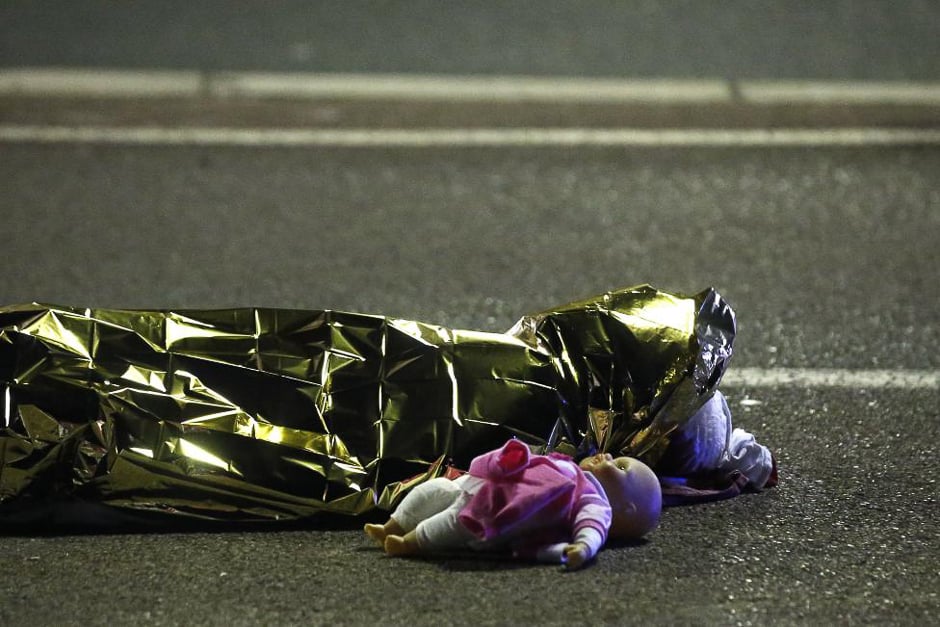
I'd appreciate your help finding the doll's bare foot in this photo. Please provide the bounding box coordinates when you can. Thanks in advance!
[384,534,419,557]
[364,519,406,546]
[364,523,387,546]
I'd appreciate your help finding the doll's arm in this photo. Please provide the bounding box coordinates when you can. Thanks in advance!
[563,542,592,571]
[560,469,612,569]
[527,461,611,570]
[533,530,601,571]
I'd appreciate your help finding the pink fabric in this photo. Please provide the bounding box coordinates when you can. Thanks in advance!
[456,439,603,545]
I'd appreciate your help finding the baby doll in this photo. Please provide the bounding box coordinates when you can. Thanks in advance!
[364,438,662,570]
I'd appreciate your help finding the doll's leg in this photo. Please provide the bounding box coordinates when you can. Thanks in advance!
[385,491,475,556]
[365,477,461,545]
[388,477,463,531]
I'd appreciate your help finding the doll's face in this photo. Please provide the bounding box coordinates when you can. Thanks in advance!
[579,453,662,539]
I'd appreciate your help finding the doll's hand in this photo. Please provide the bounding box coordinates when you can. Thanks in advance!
[562,542,591,571]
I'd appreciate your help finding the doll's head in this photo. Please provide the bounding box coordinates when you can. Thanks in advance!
[579,453,662,540]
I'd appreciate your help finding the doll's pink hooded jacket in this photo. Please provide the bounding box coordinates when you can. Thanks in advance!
[457,439,610,554]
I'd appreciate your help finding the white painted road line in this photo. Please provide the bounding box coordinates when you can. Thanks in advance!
[740,80,940,105]
[0,68,203,97]
[722,368,939,389]
[4,125,940,147]
[209,72,731,103]
[3,69,940,106]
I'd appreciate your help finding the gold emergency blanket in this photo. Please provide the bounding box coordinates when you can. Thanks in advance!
[0,284,735,526]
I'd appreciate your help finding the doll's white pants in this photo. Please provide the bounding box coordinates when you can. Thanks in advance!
[390,476,480,551]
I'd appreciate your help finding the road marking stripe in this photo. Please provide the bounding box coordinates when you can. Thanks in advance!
[3,68,940,106]
[0,68,203,97]
[740,80,940,105]
[208,72,731,103]
[722,368,939,389]
[3,125,940,147]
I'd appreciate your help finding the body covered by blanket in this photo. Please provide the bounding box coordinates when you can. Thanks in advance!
[0,284,746,528]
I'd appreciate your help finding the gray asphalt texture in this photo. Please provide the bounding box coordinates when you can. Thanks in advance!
[2,3,939,626]
[3,0,940,79]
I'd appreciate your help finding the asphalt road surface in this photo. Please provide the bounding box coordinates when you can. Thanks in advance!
[3,0,940,79]
[1,4,939,626]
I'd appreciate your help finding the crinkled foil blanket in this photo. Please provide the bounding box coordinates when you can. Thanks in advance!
[0,285,734,527]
